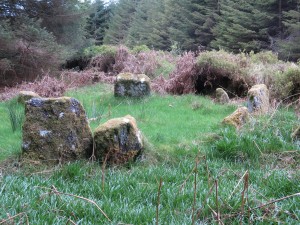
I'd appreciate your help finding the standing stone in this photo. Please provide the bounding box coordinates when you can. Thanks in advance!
[247,84,269,114]
[22,97,93,165]
[114,73,151,97]
[18,91,40,104]
[222,107,249,128]
[215,88,230,104]
[94,115,143,165]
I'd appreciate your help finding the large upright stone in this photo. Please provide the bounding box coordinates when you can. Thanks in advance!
[222,107,249,128]
[114,73,150,97]
[22,97,93,165]
[215,88,230,104]
[247,84,269,114]
[94,115,143,165]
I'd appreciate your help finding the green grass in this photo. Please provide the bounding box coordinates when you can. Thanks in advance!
[0,83,299,224]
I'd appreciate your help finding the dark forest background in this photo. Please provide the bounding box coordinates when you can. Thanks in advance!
[1,0,300,86]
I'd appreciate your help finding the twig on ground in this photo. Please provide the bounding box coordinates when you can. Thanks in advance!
[35,186,111,222]
[191,157,199,225]
[228,170,249,200]
[0,212,27,225]
[156,178,163,225]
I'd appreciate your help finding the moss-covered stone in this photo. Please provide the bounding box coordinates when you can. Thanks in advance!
[215,88,229,104]
[94,115,143,165]
[222,107,249,128]
[18,91,40,104]
[247,84,269,114]
[22,97,93,165]
[114,73,151,97]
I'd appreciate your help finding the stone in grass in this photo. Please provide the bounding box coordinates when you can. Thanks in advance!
[22,97,93,165]
[222,107,249,129]
[114,73,151,97]
[247,84,269,114]
[94,115,143,165]
[18,91,40,104]
[215,88,230,104]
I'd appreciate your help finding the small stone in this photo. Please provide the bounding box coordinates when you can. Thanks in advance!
[114,73,151,97]
[94,115,143,165]
[215,88,230,104]
[18,91,40,104]
[247,84,269,114]
[222,107,249,128]
[22,97,93,165]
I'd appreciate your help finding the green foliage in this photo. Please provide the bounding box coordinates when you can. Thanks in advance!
[131,44,150,54]
[83,45,117,57]
[249,50,279,64]
[5,99,24,133]
[274,66,300,99]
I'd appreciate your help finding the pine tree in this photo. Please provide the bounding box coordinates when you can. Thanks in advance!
[86,0,111,45]
[278,1,300,61]
[104,0,140,45]
[211,0,273,53]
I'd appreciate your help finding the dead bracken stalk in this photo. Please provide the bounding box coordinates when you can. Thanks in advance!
[0,212,28,225]
[35,186,111,222]
[191,157,199,225]
[156,178,163,225]
[250,192,300,211]
[240,171,249,225]
[102,152,110,191]
[215,180,222,225]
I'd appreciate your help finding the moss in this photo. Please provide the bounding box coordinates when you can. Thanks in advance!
[94,115,143,165]
[222,107,249,129]
[22,97,93,165]
[18,91,40,104]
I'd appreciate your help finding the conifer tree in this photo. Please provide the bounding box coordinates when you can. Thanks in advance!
[86,0,111,45]
[211,0,273,53]
[104,0,140,45]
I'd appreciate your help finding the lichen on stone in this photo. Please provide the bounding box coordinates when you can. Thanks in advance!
[222,107,249,128]
[247,84,269,114]
[22,96,93,165]
[94,115,143,165]
[114,73,151,97]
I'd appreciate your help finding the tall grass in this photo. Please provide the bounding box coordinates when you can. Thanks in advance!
[0,83,299,224]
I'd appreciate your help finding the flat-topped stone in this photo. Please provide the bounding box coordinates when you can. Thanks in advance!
[114,73,151,97]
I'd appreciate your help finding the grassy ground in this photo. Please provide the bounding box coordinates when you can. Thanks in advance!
[0,83,299,224]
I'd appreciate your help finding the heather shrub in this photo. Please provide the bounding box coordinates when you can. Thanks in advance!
[196,50,254,96]
[87,45,119,73]
[152,52,197,94]
[249,51,279,64]
[273,65,300,100]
